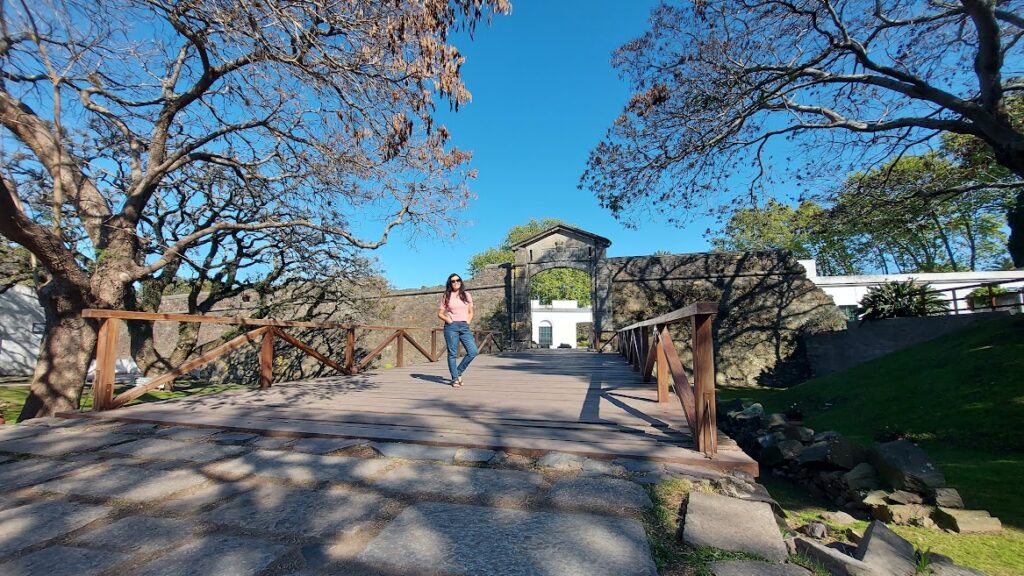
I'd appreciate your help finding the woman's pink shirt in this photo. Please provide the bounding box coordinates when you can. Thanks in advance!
[441,292,473,322]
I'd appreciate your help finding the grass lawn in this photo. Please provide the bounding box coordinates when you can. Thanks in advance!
[1,380,248,424]
[717,313,1024,575]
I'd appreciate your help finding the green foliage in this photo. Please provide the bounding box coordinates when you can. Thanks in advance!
[529,268,591,307]
[467,218,567,276]
[711,199,818,258]
[857,280,948,320]
[916,547,933,574]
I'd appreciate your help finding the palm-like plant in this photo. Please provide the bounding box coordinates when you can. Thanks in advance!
[857,280,948,320]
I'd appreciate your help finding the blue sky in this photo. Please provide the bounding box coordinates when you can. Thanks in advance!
[370,0,722,289]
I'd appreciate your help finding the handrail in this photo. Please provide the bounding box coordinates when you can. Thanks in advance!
[84,309,501,411]
[616,301,719,457]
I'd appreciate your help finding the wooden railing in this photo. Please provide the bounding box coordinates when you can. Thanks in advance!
[81,309,501,411]
[616,302,719,456]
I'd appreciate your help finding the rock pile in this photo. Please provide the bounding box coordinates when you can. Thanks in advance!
[718,401,1002,534]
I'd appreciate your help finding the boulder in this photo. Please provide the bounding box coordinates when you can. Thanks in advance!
[862,490,889,507]
[853,521,916,576]
[719,398,745,415]
[932,508,1002,533]
[928,553,987,576]
[794,537,880,576]
[813,430,841,443]
[735,403,764,422]
[871,504,933,527]
[820,511,857,526]
[796,442,830,465]
[886,490,924,505]
[764,413,788,429]
[827,437,868,470]
[802,521,829,540]
[843,463,880,491]
[785,425,815,443]
[869,440,946,494]
[932,488,964,509]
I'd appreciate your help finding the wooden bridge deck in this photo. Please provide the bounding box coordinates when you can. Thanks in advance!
[70,350,757,474]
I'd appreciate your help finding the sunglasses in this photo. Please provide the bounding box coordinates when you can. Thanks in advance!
[450,279,462,284]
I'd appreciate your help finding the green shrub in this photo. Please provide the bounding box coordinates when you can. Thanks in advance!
[857,280,947,320]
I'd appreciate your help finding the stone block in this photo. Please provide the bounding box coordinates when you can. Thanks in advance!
[869,440,945,493]
[374,462,543,505]
[0,545,126,576]
[928,554,987,576]
[802,521,829,539]
[843,463,879,491]
[206,450,390,484]
[760,439,804,466]
[455,448,497,463]
[0,430,135,457]
[853,520,916,576]
[72,515,195,552]
[204,484,393,537]
[794,537,880,576]
[764,413,788,429]
[0,459,83,491]
[785,425,814,443]
[371,441,456,462]
[36,464,208,502]
[933,487,964,508]
[820,511,857,526]
[932,508,1002,533]
[358,502,657,576]
[796,442,829,465]
[682,491,788,562]
[546,476,652,516]
[828,438,868,470]
[131,534,287,576]
[292,437,364,455]
[871,504,933,526]
[101,438,248,463]
[862,490,888,507]
[709,561,812,576]
[536,451,585,471]
[0,500,112,556]
[613,458,665,474]
[581,458,626,476]
[813,430,841,443]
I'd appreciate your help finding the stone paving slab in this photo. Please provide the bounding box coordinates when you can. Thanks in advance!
[157,480,256,515]
[131,534,288,576]
[374,462,544,504]
[0,545,127,576]
[113,422,160,435]
[372,442,457,462]
[251,436,295,450]
[683,491,788,563]
[455,448,497,463]
[153,426,223,442]
[71,515,195,553]
[0,430,135,457]
[0,458,83,491]
[206,450,391,484]
[0,500,112,557]
[292,437,364,454]
[204,484,394,538]
[36,464,209,502]
[358,502,657,576]
[0,454,13,464]
[102,437,249,463]
[214,431,260,445]
[546,477,652,516]
[709,560,812,575]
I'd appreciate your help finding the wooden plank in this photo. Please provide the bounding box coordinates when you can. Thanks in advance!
[259,328,274,389]
[356,330,401,371]
[642,326,656,383]
[693,313,718,455]
[110,326,269,408]
[656,327,670,403]
[396,330,405,368]
[402,331,434,362]
[274,329,348,374]
[345,328,356,374]
[91,318,119,412]
[617,302,718,331]
[661,332,697,431]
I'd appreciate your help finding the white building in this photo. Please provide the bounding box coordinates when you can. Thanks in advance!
[799,260,1024,320]
[0,284,44,376]
[530,299,592,349]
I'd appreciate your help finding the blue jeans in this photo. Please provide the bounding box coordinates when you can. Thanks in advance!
[443,321,478,379]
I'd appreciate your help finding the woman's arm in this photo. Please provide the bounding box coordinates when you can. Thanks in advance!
[437,303,451,324]
[467,302,474,324]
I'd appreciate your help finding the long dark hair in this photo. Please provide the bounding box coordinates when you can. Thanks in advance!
[443,273,470,307]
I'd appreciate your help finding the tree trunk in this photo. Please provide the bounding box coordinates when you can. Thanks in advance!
[18,279,97,420]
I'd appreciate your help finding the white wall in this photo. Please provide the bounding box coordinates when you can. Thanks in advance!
[530,299,593,349]
[0,284,44,376]
[798,260,1024,316]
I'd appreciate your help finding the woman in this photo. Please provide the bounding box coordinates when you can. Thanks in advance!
[437,273,478,387]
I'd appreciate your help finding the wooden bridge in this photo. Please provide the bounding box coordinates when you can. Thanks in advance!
[67,305,758,475]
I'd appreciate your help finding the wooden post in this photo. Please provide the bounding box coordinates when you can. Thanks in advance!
[988,285,997,311]
[656,326,669,403]
[692,313,718,456]
[396,330,405,367]
[639,325,650,377]
[431,330,438,361]
[92,318,119,411]
[345,327,356,374]
[259,328,274,390]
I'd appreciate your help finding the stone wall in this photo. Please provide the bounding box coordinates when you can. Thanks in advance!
[804,312,1009,377]
[605,251,846,387]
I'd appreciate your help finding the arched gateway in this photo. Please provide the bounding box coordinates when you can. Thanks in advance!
[507,224,612,349]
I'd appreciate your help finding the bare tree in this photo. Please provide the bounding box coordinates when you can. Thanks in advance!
[581,0,1024,266]
[0,0,508,419]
